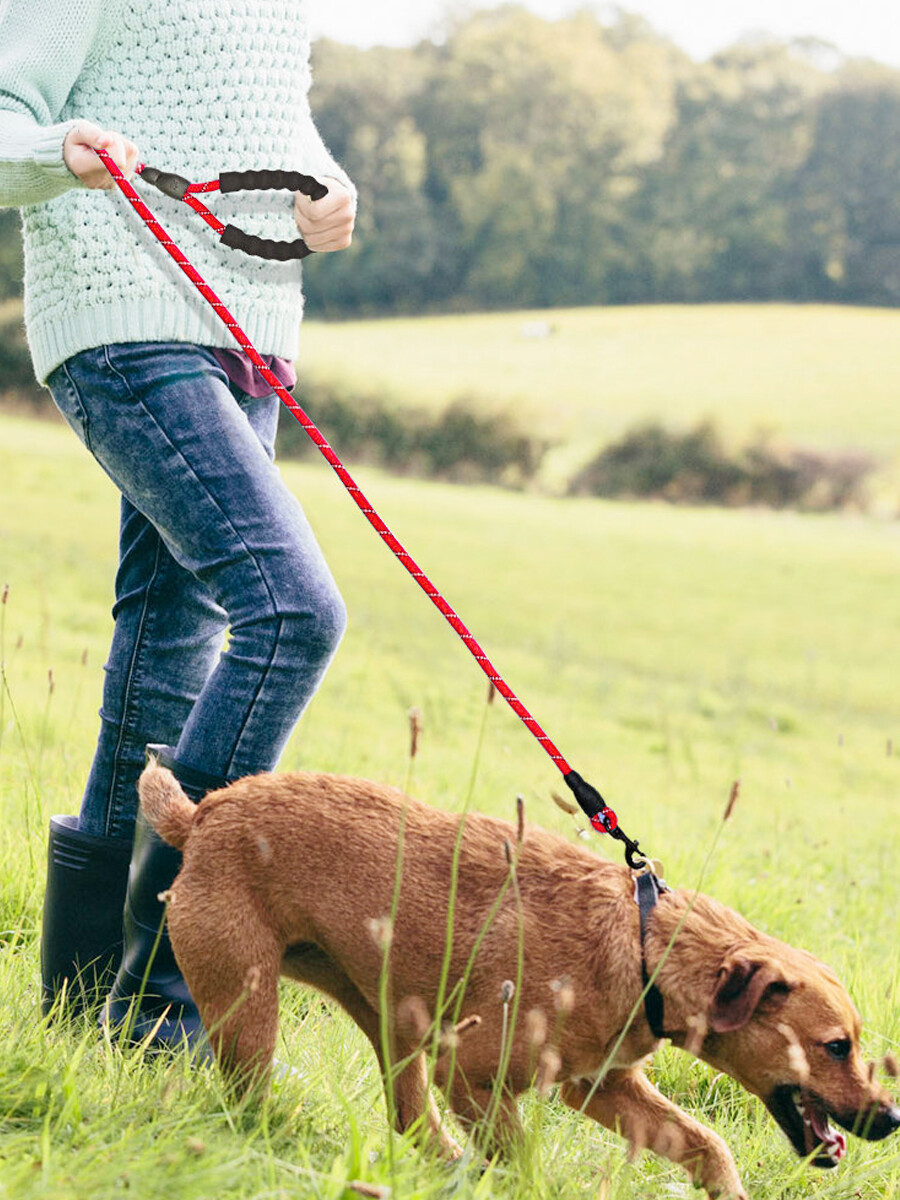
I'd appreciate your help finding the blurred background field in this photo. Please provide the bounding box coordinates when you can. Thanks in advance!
[297,303,900,499]
[301,305,900,452]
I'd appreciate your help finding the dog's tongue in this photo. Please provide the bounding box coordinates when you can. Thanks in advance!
[806,1098,847,1162]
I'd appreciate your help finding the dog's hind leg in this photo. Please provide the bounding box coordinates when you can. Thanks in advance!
[284,947,462,1158]
[168,901,282,1097]
[560,1071,747,1200]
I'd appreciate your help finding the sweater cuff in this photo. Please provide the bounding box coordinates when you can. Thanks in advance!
[32,119,82,183]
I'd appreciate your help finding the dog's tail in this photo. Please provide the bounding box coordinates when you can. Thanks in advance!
[138,760,198,851]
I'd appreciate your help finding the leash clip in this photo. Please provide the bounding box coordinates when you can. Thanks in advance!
[615,828,650,872]
[565,769,649,870]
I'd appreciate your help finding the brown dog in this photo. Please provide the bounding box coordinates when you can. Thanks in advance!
[139,763,898,1199]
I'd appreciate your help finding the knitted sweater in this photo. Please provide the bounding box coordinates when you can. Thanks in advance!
[0,0,353,383]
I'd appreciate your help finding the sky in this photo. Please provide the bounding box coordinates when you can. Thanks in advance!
[307,1,900,69]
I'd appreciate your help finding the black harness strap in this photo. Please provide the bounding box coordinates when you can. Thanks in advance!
[635,870,670,1039]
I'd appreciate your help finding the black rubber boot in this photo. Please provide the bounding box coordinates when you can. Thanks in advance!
[103,744,227,1050]
[41,816,132,1017]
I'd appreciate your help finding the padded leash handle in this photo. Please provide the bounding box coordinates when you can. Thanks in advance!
[219,169,329,201]
[219,171,329,258]
[139,164,329,261]
[219,225,313,261]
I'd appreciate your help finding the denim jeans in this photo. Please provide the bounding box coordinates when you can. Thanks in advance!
[47,343,346,839]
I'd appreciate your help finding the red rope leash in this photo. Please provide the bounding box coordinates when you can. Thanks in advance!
[95,149,648,867]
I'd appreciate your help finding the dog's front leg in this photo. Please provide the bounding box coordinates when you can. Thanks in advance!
[560,1071,748,1200]
[389,1050,464,1159]
[285,949,462,1158]
[443,1069,525,1155]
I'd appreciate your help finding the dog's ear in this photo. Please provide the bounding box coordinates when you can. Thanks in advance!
[709,958,792,1033]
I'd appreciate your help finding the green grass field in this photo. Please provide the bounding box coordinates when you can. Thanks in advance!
[1,339,899,1200]
[301,304,900,497]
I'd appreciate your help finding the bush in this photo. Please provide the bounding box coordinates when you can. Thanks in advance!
[0,301,42,405]
[568,420,875,511]
[276,378,546,488]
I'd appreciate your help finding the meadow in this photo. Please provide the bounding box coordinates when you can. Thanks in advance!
[1,308,899,1200]
[300,304,900,499]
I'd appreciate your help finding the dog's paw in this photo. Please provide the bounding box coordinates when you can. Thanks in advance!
[705,1181,749,1200]
[689,1136,747,1200]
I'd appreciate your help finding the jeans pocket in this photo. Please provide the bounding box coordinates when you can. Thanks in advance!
[47,361,93,453]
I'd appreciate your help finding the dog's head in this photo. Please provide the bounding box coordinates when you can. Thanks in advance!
[692,946,900,1167]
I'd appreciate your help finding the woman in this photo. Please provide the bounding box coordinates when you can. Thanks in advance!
[0,0,356,1046]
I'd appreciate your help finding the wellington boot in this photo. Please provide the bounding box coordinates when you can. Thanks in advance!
[103,745,226,1050]
[41,816,132,1016]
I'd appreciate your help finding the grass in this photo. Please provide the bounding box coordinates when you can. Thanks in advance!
[1,409,899,1199]
[300,304,900,497]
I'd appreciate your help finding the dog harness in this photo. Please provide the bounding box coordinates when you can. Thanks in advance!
[95,150,652,870]
[635,870,670,1039]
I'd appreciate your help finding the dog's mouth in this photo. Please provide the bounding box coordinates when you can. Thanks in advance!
[766,1085,847,1167]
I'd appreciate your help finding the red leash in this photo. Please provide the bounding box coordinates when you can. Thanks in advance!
[95,149,647,869]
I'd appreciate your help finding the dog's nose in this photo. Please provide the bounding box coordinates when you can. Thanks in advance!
[867,1103,900,1141]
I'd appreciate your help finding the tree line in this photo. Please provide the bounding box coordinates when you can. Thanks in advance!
[1,5,899,322]
[301,6,900,314]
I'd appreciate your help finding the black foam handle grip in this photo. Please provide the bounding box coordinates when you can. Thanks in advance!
[220,224,313,261]
[218,170,329,202]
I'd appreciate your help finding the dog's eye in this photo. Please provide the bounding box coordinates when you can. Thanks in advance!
[824,1039,852,1061]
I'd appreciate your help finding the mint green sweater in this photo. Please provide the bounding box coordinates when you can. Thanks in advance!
[0,0,353,383]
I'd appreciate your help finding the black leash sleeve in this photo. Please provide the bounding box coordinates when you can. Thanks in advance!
[218,171,328,260]
[139,166,190,200]
[220,225,313,261]
[564,769,607,820]
[218,169,329,202]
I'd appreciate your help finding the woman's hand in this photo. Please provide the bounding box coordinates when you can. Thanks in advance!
[63,121,139,189]
[294,177,355,252]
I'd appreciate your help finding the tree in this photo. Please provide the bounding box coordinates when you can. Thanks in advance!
[629,39,829,301]
[791,73,900,303]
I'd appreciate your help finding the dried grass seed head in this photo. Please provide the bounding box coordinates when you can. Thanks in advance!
[408,707,423,759]
[535,1046,561,1096]
[454,1014,482,1037]
[366,915,394,951]
[551,978,575,1016]
[525,1007,548,1048]
[723,780,741,822]
[397,994,431,1041]
[551,791,578,817]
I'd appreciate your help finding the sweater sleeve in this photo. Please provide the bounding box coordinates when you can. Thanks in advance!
[0,0,111,207]
[296,92,357,204]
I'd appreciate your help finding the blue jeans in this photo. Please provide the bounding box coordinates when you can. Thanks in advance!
[47,343,347,839]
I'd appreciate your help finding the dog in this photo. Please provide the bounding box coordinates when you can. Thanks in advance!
[139,762,899,1199]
